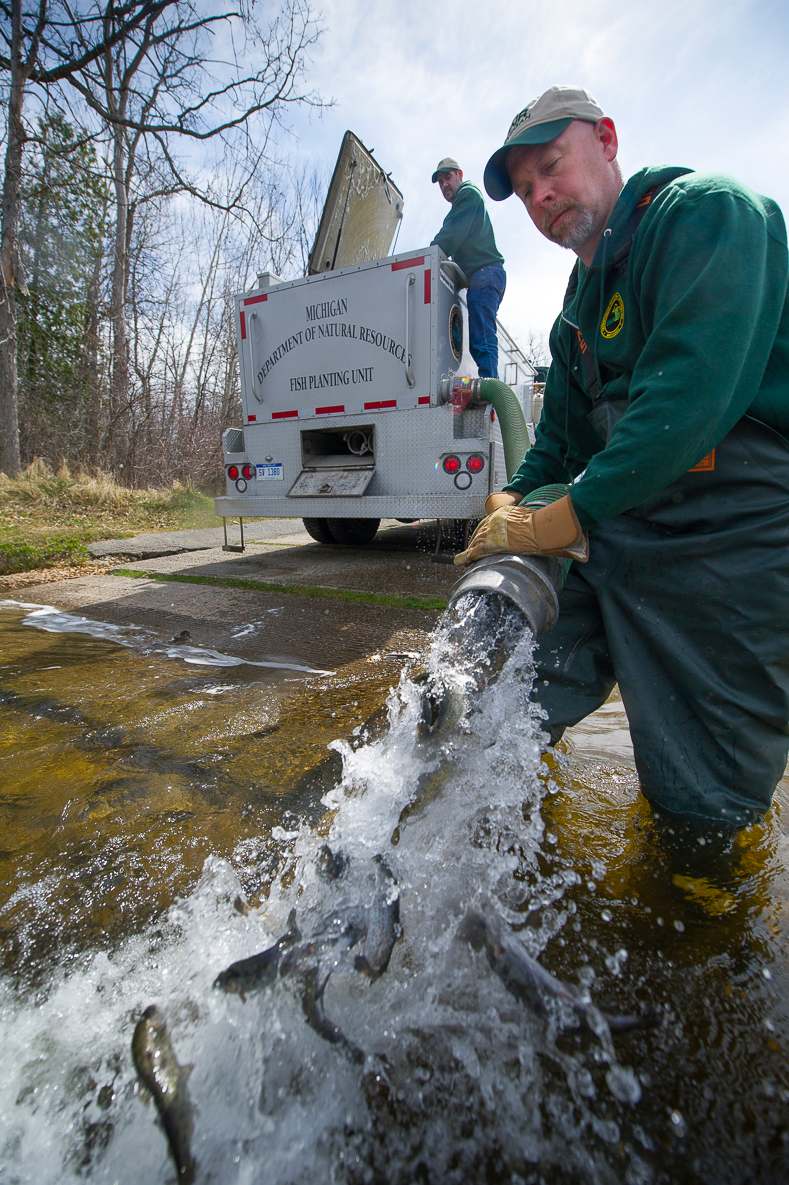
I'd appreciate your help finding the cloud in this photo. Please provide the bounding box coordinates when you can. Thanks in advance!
[289,0,789,342]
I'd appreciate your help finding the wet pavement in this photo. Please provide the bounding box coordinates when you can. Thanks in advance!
[32,519,455,670]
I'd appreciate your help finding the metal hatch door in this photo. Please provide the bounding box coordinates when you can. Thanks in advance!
[308,131,404,275]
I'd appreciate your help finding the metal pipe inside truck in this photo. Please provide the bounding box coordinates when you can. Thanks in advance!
[214,132,537,547]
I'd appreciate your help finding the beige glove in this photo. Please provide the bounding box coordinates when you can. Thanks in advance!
[454,493,588,567]
[484,491,522,513]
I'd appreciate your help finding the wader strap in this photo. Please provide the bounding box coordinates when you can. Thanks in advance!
[612,186,658,275]
[579,185,662,438]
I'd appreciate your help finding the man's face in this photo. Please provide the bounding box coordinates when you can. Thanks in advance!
[438,169,463,203]
[505,119,620,258]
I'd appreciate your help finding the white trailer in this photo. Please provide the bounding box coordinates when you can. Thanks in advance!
[215,134,536,547]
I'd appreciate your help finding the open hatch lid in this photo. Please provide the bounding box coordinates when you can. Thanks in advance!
[308,131,404,275]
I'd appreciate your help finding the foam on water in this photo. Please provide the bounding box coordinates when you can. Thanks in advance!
[0,600,332,674]
[0,597,647,1184]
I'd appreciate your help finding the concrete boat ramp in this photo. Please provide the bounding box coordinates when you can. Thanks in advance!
[18,519,458,671]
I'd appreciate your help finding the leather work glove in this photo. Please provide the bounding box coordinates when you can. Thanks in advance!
[454,493,589,567]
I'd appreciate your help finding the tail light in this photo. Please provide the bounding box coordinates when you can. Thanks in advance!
[242,464,254,480]
[443,455,461,474]
[227,465,239,480]
[466,454,484,473]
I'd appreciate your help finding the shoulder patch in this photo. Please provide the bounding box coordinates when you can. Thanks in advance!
[601,292,624,338]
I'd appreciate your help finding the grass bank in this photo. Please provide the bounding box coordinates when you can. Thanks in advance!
[0,460,218,575]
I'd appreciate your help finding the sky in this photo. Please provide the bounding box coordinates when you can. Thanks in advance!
[285,0,789,353]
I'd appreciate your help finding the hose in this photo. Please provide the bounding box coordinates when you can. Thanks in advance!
[475,378,531,482]
[442,376,530,482]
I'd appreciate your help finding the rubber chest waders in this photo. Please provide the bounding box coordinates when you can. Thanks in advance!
[533,415,789,822]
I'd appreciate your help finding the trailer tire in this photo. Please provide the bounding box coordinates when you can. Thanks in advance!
[302,518,337,544]
[326,518,380,546]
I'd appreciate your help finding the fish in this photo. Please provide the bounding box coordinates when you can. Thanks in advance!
[412,592,529,758]
[214,859,401,1060]
[459,904,657,1034]
[279,908,367,980]
[354,856,401,980]
[415,675,466,749]
[131,1005,196,1184]
[315,844,350,882]
[301,966,364,1064]
[213,909,301,1001]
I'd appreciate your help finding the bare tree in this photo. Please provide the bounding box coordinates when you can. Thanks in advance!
[0,0,177,476]
[63,0,324,472]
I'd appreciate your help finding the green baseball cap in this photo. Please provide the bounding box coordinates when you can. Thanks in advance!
[484,86,605,201]
[432,157,461,183]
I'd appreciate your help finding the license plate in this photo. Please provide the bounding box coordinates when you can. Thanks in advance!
[256,463,283,481]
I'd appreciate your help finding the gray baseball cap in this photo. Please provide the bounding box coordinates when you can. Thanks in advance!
[484,86,605,201]
[432,157,461,183]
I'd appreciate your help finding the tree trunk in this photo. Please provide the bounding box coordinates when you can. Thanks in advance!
[0,0,29,477]
[107,120,130,468]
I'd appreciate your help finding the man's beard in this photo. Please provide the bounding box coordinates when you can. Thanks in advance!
[541,200,596,251]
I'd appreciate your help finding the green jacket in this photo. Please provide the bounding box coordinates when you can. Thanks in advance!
[505,166,789,529]
[431,181,504,280]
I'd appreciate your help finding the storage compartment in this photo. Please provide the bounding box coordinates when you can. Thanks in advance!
[301,426,376,470]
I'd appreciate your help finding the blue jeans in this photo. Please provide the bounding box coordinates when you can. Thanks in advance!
[467,264,506,379]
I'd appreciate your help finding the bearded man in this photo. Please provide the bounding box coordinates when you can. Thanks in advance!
[456,85,789,826]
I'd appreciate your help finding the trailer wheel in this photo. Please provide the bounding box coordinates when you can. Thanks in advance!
[302,518,337,544]
[326,518,380,545]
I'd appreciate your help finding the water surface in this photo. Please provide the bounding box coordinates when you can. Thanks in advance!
[0,600,787,1184]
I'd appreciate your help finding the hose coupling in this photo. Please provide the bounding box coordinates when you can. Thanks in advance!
[439,376,482,413]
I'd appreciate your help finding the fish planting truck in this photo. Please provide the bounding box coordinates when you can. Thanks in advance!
[215,132,537,549]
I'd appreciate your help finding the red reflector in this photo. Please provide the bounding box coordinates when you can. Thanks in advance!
[272,409,297,419]
[490,409,496,422]
[467,454,484,473]
[240,310,247,340]
[242,464,254,480]
[364,400,396,410]
[243,293,268,305]
[247,414,256,422]
[424,269,431,304]
[227,465,239,480]
[443,455,461,474]
[316,404,345,415]
[418,396,430,405]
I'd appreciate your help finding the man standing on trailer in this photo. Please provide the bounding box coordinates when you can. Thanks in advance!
[431,158,506,379]
[455,85,789,826]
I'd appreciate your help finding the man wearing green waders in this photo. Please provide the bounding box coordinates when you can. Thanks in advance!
[455,85,789,826]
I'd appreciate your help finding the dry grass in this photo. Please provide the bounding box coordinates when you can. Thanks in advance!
[0,459,218,575]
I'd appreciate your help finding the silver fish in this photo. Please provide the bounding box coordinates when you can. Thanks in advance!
[354,856,401,980]
[301,966,364,1064]
[213,908,301,1001]
[460,904,657,1033]
[415,676,466,748]
[131,1005,195,1184]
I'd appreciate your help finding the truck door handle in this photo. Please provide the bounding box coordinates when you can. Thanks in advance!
[249,310,264,403]
[404,272,416,389]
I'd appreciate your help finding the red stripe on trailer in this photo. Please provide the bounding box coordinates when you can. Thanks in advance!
[272,409,298,419]
[391,256,425,271]
[364,399,397,410]
[418,396,430,405]
[247,414,257,421]
[316,404,345,415]
[424,269,431,303]
[240,311,247,339]
[243,293,268,305]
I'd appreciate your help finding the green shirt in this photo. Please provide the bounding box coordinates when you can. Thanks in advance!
[505,166,789,529]
[431,181,504,280]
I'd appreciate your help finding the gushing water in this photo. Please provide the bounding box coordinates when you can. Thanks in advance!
[1,597,788,1184]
